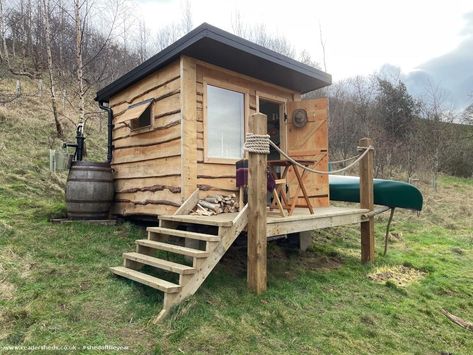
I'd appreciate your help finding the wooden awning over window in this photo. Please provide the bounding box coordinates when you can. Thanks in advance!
[115,99,153,124]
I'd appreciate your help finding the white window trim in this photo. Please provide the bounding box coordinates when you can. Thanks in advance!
[203,77,249,164]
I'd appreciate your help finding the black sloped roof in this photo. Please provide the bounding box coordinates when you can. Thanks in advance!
[95,23,331,102]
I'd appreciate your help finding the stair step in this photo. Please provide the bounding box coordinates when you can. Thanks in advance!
[147,227,220,242]
[136,239,209,258]
[123,252,196,275]
[110,266,181,293]
[159,214,234,227]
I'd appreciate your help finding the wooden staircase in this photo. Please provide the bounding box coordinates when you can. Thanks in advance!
[110,190,248,323]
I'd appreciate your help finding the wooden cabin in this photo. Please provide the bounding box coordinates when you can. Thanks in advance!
[95,23,332,218]
[97,24,378,322]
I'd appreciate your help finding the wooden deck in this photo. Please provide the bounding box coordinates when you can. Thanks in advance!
[160,206,369,237]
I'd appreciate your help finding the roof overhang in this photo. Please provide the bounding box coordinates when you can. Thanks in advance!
[95,23,332,102]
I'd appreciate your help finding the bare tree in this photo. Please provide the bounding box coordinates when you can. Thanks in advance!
[0,0,7,61]
[462,93,473,125]
[137,19,148,62]
[230,20,296,58]
[154,23,181,51]
[153,3,193,53]
[74,0,85,122]
[25,0,33,60]
[319,21,327,72]
[299,49,320,68]
[1,0,39,78]
[420,81,456,188]
[41,0,63,138]
[181,0,192,33]
[327,80,361,159]
[231,10,245,37]
[57,0,65,77]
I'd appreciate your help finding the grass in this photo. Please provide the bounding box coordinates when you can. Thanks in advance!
[1,74,473,353]
[1,179,473,354]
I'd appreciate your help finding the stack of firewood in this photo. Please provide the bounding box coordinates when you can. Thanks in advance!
[190,194,239,216]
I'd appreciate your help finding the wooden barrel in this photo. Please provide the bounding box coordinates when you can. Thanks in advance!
[65,161,114,219]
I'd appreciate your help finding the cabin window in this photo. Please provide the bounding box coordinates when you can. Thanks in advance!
[114,98,154,132]
[206,85,244,160]
[130,103,152,130]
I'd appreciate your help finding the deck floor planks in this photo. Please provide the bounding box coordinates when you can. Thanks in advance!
[159,206,369,236]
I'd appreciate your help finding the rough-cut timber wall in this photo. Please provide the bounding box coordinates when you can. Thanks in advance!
[109,60,182,216]
[107,56,329,217]
[195,61,297,198]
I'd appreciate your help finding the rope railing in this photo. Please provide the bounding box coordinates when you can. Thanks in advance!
[270,141,373,174]
[330,155,359,164]
[244,133,373,175]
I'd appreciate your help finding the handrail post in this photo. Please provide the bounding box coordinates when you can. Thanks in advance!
[247,113,268,294]
[359,138,375,263]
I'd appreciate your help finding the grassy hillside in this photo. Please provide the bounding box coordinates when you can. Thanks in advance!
[0,69,107,203]
[1,75,473,354]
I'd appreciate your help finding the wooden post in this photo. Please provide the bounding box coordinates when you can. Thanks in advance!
[180,56,198,256]
[16,80,21,96]
[180,56,197,201]
[247,113,268,294]
[299,231,312,252]
[359,138,375,263]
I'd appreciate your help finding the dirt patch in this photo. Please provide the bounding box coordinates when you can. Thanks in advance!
[368,265,426,287]
[0,220,14,233]
[0,250,17,301]
[0,280,16,300]
[223,244,342,275]
[302,255,343,270]
[387,232,403,242]
[451,247,465,255]
[0,312,12,342]
[268,243,343,271]
[0,247,33,279]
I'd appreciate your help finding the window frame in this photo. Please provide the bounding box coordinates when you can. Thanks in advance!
[203,78,249,164]
[129,99,154,135]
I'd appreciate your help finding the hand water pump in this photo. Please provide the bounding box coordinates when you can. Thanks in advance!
[63,122,86,162]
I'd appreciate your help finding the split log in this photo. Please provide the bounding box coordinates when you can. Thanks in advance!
[196,204,213,216]
[190,194,238,215]
[204,196,219,204]
[198,200,221,213]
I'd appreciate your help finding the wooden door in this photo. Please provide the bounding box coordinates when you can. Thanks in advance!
[286,98,329,207]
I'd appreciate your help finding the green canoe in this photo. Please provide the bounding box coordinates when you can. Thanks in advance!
[329,175,423,211]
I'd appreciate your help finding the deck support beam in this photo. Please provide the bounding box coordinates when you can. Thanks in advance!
[247,113,268,294]
[359,137,375,263]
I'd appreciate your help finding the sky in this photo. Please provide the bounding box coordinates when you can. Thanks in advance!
[136,0,473,108]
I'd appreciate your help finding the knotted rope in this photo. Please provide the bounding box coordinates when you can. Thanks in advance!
[243,133,373,175]
[243,133,270,154]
